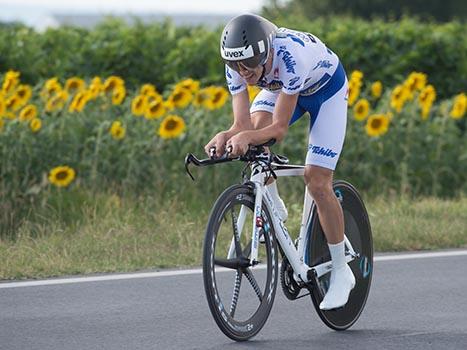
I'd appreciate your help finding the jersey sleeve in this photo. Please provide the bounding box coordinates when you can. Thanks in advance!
[225,65,247,95]
[276,45,308,95]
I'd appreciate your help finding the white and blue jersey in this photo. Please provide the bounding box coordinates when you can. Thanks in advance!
[225,27,349,171]
[226,27,340,96]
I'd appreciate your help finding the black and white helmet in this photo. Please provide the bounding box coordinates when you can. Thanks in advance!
[220,14,277,72]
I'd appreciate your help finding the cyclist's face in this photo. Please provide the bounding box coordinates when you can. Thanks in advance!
[237,63,263,85]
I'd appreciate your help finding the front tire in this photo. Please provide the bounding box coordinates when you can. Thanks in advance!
[203,184,278,341]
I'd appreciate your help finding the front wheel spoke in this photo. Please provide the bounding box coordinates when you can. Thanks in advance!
[243,268,263,302]
[231,209,242,257]
[229,269,242,317]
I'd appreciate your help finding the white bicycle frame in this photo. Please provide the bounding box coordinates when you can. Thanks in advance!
[227,162,358,284]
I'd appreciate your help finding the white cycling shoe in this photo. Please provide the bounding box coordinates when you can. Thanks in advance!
[319,264,356,310]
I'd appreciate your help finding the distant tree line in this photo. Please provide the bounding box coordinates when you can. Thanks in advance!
[262,0,467,22]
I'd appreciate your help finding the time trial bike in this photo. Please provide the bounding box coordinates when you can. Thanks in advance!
[184,140,373,341]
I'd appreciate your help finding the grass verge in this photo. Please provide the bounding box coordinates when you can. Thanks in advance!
[0,190,466,280]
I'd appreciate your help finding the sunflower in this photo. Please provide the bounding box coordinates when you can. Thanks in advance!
[69,91,91,113]
[15,84,32,105]
[347,79,361,107]
[158,114,186,139]
[167,86,193,109]
[3,111,16,120]
[420,103,432,120]
[247,85,261,102]
[103,76,125,93]
[19,104,38,122]
[48,166,76,188]
[353,99,370,121]
[176,79,200,94]
[65,77,86,94]
[140,84,158,96]
[145,97,166,119]
[370,81,383,99]
[0,96,5,116]
[450,93,466,119]
[5,95,22,112]
[41,78,63,101]
[46,91,69,112]
[0,118,4,132]
[30,118,42,133]
[110,121,126,140]
[89,77,103,99]
[2,70,20,94]
[193,87,215,110]
[365,114,390,137]
[390,85,410,113]
[350,70,364,82]
[131,95,147,116]
[406,72,427,91]
[418,85,436,106]
[145,90,163,104]
[112,85,126,105]
[210,86,229,109]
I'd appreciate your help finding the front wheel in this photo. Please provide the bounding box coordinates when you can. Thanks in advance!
[306,180,373,330]
[203,184,279,341]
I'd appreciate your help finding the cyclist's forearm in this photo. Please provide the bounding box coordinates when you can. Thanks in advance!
[245,122,288,145]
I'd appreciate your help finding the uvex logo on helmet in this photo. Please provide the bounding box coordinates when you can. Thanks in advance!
[224,50,244,58]
[221,45,255,61]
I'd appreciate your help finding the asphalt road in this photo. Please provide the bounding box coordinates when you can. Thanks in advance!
[1,250,467,350]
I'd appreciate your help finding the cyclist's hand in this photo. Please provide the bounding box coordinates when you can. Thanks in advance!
[204,132,229,158]
[226,132,251,157]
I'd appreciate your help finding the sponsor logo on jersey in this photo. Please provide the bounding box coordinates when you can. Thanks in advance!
[313,60,333,70]
[257,79,283,92]
[286,33,305,47]
[254,100,275,107]
[288,76,300,87]
[287,84,301,91]
[225,68,232,79]
[308,145,338,158]
[277,46,296,74]
[229,84,243,92]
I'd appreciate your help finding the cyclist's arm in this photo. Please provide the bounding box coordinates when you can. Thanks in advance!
[246,91,298,143]
[228,89,254,135]
[204,89,253,157]
[226,92,298,156]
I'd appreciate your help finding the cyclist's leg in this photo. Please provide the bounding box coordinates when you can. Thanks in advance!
[302,72,354,310]
[249,90,305,221]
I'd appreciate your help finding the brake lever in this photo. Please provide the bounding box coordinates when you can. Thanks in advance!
[184,153,197,181]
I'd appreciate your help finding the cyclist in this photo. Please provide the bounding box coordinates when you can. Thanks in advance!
[204,14,354,310]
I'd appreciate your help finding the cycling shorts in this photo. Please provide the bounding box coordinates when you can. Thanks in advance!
[250,62,348,170]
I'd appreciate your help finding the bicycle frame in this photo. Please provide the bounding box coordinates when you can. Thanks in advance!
[227,162,359,284]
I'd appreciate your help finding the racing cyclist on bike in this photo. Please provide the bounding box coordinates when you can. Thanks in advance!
[204,14,354,310]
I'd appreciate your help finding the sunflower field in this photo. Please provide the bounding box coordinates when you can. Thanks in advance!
[1,65,466,237]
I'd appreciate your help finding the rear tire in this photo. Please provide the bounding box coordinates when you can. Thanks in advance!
[306,180,373,330]
[203,184,278,341]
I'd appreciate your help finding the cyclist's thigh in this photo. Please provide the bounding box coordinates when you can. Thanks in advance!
[306,78,348,171]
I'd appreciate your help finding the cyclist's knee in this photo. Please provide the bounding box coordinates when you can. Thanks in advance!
[251,111,272,129]
[304,166,333,202]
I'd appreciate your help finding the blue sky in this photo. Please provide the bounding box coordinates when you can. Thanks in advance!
[0,0,265,15]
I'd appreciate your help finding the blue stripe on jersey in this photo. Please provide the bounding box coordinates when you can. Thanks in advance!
[289,62,347,128]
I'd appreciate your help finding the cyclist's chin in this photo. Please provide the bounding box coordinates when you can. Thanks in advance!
[245,74,260,85]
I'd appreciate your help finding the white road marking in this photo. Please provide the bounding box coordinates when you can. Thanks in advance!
[1,249,467,289]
